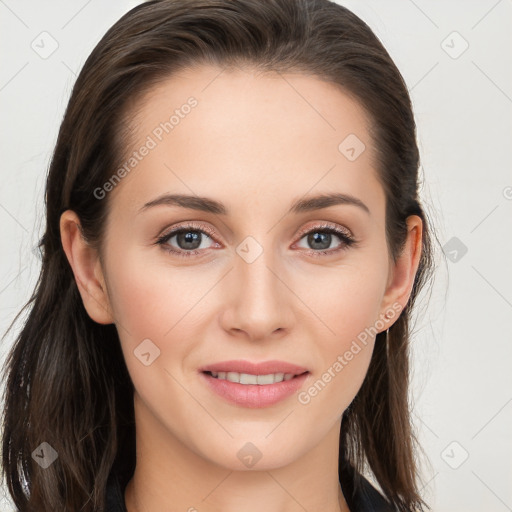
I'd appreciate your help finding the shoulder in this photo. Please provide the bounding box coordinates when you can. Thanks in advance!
[348,474,397,511]
[340,460,398,512]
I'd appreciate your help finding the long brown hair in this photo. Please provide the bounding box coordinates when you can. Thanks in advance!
[1,1,437,510]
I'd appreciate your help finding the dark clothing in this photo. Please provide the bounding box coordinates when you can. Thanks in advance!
[105,461,396,511]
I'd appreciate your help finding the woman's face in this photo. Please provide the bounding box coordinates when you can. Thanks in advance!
[67,65,420,472]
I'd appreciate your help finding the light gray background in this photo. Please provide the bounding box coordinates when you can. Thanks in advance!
[1,1,511,511]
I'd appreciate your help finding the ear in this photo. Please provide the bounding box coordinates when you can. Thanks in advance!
[378,215,423,331]
[60,210,114,324]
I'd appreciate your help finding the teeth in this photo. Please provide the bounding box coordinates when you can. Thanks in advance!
[209,371,297,384]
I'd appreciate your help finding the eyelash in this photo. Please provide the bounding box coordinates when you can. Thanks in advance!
[154,221,357,259]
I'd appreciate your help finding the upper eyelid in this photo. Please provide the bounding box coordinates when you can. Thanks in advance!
[295,221,353,239]
[156,222,217,248]
[158,220,353,244]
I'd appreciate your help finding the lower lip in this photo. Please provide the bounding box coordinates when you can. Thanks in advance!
[199,371,310,408]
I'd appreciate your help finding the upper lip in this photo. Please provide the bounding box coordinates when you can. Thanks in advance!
[199,360,309,375]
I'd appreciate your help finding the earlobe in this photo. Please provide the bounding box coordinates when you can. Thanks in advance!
[59,210,114,325]
[379,215,423,331]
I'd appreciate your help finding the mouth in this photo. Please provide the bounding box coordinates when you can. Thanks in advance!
[202,370,308,385]
[198,360,311,408]
[198,359,309,376]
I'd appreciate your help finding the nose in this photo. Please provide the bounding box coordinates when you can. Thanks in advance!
[220,241,296,342]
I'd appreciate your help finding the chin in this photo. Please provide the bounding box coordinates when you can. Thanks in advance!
[194,434,307,472]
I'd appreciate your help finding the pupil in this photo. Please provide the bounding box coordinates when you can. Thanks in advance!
[178,231,201,250]
[309,232,330,250]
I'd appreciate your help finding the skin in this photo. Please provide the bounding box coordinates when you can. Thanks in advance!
[60,65,422,512]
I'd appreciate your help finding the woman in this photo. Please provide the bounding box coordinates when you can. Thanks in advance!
[1,0,436,510]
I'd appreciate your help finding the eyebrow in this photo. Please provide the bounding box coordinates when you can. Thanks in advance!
[139,192,370,216]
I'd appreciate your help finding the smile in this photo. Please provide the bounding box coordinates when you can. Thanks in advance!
[206,371,302,385]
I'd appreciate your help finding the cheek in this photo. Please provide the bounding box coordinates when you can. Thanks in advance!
[299,260,388,341]
[295,263,386,412]
[104,252,199,403]
[104,248,218,377]
[298,307,377,424]
[105,247,203,338]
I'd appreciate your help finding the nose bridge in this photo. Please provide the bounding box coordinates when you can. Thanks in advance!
[226,231,293,337]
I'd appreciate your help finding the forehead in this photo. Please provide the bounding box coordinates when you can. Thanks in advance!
[132,64,373,149]
[111,64,384,221]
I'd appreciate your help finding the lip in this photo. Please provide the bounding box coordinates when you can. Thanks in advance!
[198,360,310,409]
[199,371,310,408]
[198,359,309,375]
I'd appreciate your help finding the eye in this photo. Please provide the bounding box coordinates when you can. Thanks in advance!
[294,223,357,257]
[155,222,218,258]
[154,221,357,258]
